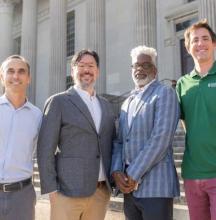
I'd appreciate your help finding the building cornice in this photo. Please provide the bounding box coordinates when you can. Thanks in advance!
[67,0,85,11]
[165,1,198,21]
[0,0,21,5]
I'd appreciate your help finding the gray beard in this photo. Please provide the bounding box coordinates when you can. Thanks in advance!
[132,76,152,88]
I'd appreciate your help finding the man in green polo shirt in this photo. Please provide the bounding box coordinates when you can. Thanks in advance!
[176,19,216,220]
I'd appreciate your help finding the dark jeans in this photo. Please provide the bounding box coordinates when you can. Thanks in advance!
[124,193,173,220]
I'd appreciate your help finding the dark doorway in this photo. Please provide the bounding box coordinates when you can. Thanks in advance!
[180,39,194,75]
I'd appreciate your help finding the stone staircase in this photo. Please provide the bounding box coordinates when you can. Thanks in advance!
[172,123,189,219]
[33,122,189,219]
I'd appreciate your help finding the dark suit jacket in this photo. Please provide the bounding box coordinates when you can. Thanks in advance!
[37,87,115,197]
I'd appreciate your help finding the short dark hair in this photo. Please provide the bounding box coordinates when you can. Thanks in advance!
[184,19,216,51]
[0,55,30,75]
[71,49,99,67]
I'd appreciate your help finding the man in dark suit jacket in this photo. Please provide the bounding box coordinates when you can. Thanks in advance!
[37,49,115,220]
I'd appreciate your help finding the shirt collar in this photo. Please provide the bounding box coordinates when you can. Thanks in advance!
[190,61,216,78]
[0,94,31,109]
[74,85,96,100]
[132,79,156,95]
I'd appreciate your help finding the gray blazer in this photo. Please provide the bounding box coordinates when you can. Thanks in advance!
[37,87,115,197]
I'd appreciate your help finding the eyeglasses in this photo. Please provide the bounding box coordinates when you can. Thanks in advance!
[131,63,154,70]
[75,64,97,69]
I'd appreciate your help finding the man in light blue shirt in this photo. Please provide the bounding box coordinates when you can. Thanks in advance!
[0,55,42,220]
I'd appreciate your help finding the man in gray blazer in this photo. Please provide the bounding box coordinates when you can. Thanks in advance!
[111,45,180,220]
[37,49,115,220]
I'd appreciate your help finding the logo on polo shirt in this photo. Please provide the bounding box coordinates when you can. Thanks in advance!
[208,82,216,88]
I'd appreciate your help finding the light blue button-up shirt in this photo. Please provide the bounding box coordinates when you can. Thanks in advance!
[0,95,42,183]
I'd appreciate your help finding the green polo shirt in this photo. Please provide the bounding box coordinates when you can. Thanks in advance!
[176,61,216,179]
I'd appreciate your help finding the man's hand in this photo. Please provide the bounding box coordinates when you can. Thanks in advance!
[127,175,138,191]
[112,171,137,193]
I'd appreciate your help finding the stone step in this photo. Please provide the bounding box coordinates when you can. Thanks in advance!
[173,204,189,220]
[174,152,184,160]
[177,167,183,181]
[180,180,184,192]
[173,140,185,148]
[173,131,184,136]
[173,134,185,140]
[173,147,185,153]
[33,171,40,177]
[174,159,182,168]
[33,178,41,188]
[175,192,187,205]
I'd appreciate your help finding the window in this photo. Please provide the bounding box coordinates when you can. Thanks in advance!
[66,75,73,89]
[66,10,75,88]
[176,17,197,32]
[67,10,75,57]
[13,37,21,54]
[176,17,198,75]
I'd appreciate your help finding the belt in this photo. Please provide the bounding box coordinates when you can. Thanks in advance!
[97,181,106,188]
[0,178,32,193]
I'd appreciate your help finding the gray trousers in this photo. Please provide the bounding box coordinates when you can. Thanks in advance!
[0,184,36,220]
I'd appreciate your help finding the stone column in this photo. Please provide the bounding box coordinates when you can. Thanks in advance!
[87,0,106,95]
[0,0,14,62]
[199,0,216,32]
[0,0,15,95]
[49,0,67,96]
[21,0,38,103]
[134,0,157,48]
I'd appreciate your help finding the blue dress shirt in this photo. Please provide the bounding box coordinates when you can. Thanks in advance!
[0,95,42,183]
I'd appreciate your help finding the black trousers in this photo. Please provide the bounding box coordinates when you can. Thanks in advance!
[124,193,173,220]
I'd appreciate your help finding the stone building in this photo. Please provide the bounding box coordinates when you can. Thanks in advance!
[0,0,215,109]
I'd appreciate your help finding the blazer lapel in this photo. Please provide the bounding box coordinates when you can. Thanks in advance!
[66,87,97,132]
[98,96,107,134]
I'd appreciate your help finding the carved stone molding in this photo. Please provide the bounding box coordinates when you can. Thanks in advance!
[0,0,20,6]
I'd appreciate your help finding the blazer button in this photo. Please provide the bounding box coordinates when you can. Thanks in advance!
[126,138,129,142]
[96,155,100,159]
